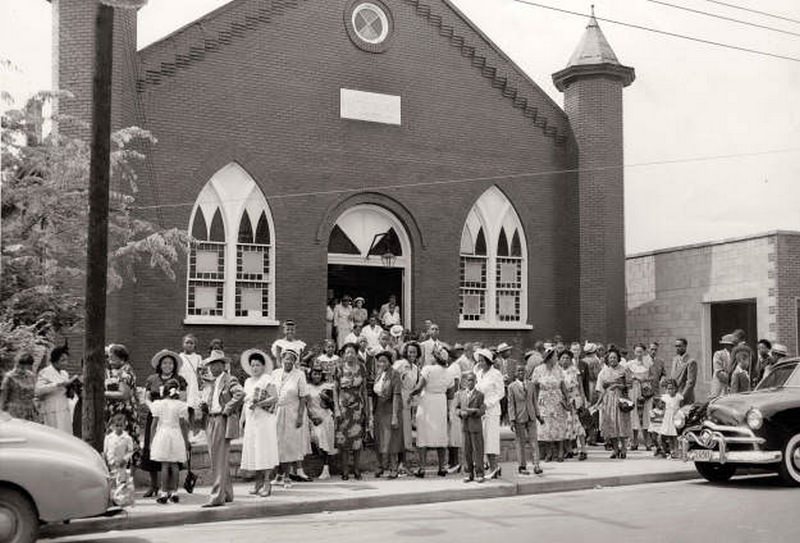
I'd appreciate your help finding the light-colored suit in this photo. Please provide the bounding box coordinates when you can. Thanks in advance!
[204,372,244,506]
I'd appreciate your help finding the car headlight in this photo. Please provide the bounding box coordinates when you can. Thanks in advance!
[674,410,686,429]
[746,408,763,430]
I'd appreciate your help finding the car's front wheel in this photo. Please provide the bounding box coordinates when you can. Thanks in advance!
[0,487,39,543]
[694,462,736,483]
[777,433,800,486]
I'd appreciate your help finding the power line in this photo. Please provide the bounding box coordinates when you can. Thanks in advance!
[702,0,800,25]
[132,146,800,211]
[649,0,800,37]
[513,0,800,63]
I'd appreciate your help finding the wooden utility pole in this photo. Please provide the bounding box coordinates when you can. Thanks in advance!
[82,3,115,452]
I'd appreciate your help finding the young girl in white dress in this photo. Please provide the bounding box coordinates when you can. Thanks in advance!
[149,379,190,504]
[659,379,683,458]
[178,334,204,439]
[306,363,337,480]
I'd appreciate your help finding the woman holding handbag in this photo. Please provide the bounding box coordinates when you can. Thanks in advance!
[594,347,633,459]
[628,344,654,450]
[240,350,279,497]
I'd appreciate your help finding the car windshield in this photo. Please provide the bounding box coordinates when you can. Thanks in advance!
[756,362,800,389]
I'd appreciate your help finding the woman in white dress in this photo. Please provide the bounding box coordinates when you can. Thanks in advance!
[411,344,455,477]
[240,350,279,497]
[272,348,311,487]
[333,296,354,349]
[474,347,505,479]
[35,346,77,433]
[149,380,190,504]
[628,343,654,450]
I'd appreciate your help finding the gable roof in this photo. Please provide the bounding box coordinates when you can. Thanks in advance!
[135,0,571,146]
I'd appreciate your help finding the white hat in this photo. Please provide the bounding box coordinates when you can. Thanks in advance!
[583,342,597,354]
[150,349,182,372]
[280,347,301,361]
[240,348,274,376]
[496,342,512,353]
[390,324,404,338]
[772,344,788,356]
[201,349,229,368]
[473,348,495,364]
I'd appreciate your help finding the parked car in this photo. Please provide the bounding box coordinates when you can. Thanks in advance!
[676,357,800,486]
[0,411,116,543]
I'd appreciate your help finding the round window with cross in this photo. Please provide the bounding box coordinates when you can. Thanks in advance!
[352,3,390,44]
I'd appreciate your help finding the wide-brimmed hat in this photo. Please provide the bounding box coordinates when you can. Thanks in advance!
[280,347,301,361]
[583,342,598,354]
[772,344,788,356]
[473,348,494,364]
[354,296,365,305]
[240,348,274,376]
[720,334,736,346]
[150,349,182,372]
[201,349,229,368]
[496,342,512,354]
[390,324,404,338]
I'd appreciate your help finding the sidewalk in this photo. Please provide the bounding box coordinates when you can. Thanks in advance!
[41,449,698,539]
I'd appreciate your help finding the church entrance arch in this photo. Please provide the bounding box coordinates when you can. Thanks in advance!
[327,204,411,330]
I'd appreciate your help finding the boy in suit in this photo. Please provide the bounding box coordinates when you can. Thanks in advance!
[507,365,544,475]
[455,372,486,483]
[199,350,244,508]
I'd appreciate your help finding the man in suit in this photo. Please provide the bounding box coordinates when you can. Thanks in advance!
[710,334,735,399]
[507,366,544,475]
[455,372,486,483]
[671,338,697,405]
[420,323,444,366]
[200,350,244,508]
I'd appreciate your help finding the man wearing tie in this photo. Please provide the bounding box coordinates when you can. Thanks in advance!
[507,365,544,475]
[200,350,244,508]
[455,372,486,483]
[671,338,697,406]
[420,323,443,366]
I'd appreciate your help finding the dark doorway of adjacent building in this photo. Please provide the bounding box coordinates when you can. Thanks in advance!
[327,264,403,319]
[710,300,757,367]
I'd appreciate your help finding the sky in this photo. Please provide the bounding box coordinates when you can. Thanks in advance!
[2,0,799,254]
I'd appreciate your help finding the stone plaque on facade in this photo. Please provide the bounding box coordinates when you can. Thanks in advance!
[340,88,401,125]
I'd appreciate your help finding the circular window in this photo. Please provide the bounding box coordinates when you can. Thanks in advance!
[345,0,394,53]
[352,3,389,44]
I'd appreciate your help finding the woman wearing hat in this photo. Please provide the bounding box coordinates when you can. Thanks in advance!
[531,348,570,462]
[393,341,422,473]
[240,350,279,497]
[474,348,505,479]
[411,343,455,478]
[333,296,354,349]
[272,348,311,486]
[142,350,188,498]
[373,350,404,478]
[335,342,371,479]
[594,347,633,459]
[352,297,368,329]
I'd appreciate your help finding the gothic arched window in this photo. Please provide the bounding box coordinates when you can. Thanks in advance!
[459,187,528,327]
[186,163,276,324]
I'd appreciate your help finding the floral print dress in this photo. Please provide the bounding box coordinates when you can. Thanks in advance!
[563,365,586,439]
[335,362,368,451]
[532,364,569,441]
[104,365,141,461]
[1,369,40,422]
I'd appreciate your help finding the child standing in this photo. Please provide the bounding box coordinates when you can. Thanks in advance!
[315,340,341,383]
[648,398,665,457]
[507,366,544,475]
[455,372,486,483]
[150,379,190,504]
[659,379,683,458]
[306,363,338,480]
[179,334,204,441]
[104,413,134,472]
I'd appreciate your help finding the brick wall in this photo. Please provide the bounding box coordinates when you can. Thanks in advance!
[563,75,626,346]
[775,232,800,356]
[626,233,782,400]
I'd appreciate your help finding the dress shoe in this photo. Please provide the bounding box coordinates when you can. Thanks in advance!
[447,463,461,474]
[533,464,543,475]
[437,469,447,477]
[463,476,474,483]
[476,476,486,483]
[518,466,530,475]
[318,465,331,480]
[170,493,180,503]
[414,468,425,478]
[143,488,158,498]
[578,452,587,461]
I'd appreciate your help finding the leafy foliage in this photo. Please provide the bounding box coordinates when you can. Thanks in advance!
[1,94,189,367]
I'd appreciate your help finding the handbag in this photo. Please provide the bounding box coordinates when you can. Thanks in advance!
[617,397,635,413]
[183,450,197,494]
[641,381,654,399]
[111,469,135,507]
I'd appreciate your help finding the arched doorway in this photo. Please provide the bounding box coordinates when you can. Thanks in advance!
[327,204,411,328]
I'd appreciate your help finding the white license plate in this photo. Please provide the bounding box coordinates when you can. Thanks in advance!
[691,449,715,462]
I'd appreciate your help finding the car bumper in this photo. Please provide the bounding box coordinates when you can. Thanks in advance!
[685,449,782,464]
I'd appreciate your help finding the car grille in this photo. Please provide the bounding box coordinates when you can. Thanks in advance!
[682,420,765,454]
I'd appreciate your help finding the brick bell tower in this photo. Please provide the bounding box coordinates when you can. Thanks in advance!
[552,10,635,345]
[50,0,140,140]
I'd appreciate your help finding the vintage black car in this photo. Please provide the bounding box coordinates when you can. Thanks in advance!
[677,357,800,486]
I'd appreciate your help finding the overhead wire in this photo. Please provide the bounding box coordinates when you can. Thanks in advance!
[702,0,800,25]
[131,146,800,211]
[648,0,800,37]
[512,0,800,62]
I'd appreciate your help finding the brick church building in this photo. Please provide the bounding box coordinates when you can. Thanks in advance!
[51,0,635,369]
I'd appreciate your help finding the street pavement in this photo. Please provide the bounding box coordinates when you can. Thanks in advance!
[46,475,798,543]
[41,449,699,538]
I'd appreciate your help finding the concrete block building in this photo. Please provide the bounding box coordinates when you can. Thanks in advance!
[50,0,636,371]
[626,230,800,400]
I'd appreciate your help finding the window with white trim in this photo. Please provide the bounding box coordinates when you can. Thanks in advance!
[459,187,528,328]
[186,163,276,325]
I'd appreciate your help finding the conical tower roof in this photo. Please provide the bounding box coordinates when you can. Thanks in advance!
[552,8,635,92]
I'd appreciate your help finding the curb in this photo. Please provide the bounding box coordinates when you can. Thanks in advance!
[40,470,697,539]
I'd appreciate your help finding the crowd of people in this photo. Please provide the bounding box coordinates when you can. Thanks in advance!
[1,307,793,507]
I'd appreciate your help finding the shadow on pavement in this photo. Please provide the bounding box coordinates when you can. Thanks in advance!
[688,473,787,490]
